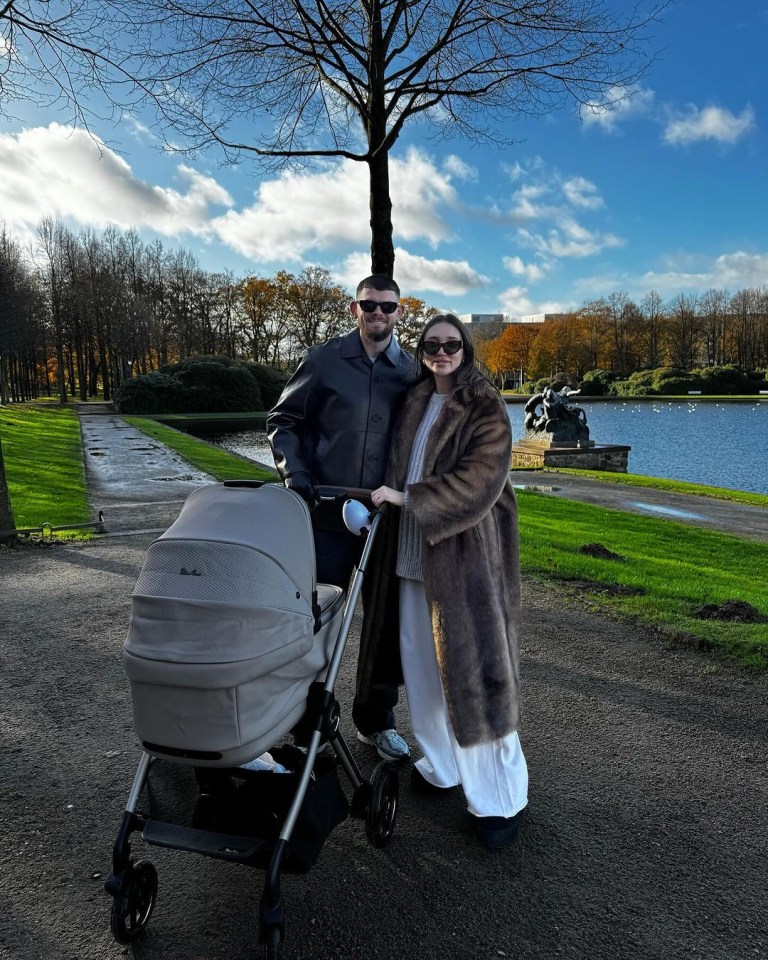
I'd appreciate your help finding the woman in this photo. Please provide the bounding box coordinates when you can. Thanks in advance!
[363,313,528,848]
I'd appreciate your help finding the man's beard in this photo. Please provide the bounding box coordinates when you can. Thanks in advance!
[369,328,392,343]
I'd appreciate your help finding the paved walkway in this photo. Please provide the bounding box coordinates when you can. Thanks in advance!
[80,412,216,534]
[79,411,768,541]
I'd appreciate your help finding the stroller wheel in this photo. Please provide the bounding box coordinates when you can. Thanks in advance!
[366,761,399,848]
[110,860,158,944]
[263,926,283,960]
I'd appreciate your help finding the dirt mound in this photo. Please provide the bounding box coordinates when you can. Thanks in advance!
[577,543,625,561]
[694,599,767,623]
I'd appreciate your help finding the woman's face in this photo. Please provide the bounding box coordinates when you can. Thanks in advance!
[422,321,464,386]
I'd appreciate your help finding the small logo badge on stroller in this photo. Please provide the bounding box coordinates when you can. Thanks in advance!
[179,567,202,576]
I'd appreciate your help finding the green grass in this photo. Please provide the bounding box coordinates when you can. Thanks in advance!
[512,467,768,508]
[124,417,276,482]
[0,405,91,533]
[517,490,768,669]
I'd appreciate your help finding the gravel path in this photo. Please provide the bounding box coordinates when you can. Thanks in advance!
[1,414,766,960]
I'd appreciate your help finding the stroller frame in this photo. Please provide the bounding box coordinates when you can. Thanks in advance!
[104,483,399,959]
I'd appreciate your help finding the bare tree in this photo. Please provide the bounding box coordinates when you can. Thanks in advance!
[639,289,666,368]
[116,0,668,276]
[666,292,702,370]
[0,0,138,125]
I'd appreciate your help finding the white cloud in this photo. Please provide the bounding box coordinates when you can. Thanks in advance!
[0,126,467,271]
[639,250,768,294]
[442,155,477,181]
[572,250,768,302]
[503,256,547,282]
[663,105,755,145]
[498,286,536,317]
[518,217,624,260]
[341,248,488,298]
[562,177,603,210]
[0,123,233,242]
[213,147,459,262]
[581,85,655,131]
[497,287,567,317]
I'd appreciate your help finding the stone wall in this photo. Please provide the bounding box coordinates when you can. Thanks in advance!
[511,444,630,472]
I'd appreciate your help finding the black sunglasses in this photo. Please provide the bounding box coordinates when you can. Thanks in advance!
[422,339,463,356]
[356,299,400,314]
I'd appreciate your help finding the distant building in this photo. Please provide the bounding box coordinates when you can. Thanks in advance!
[518,313,570,324]
[458,313,509,325]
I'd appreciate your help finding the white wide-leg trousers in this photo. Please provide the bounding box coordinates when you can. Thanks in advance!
[399,577,529,819]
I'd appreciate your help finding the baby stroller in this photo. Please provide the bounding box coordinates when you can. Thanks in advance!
[104,480,399,959]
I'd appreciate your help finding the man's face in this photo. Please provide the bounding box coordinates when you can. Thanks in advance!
[351,287,402,345]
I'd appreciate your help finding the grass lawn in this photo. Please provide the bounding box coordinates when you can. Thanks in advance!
[123,417,276,482]
[517,489,768,670]
[0,404,91,532]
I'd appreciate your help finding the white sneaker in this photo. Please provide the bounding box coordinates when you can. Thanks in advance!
[357,729,410,761]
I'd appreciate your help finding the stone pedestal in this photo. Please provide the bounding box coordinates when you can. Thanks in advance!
[511,439,631,472]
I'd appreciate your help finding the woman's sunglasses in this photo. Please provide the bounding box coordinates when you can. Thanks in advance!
[422,339,463,356]
[356,299,400,314]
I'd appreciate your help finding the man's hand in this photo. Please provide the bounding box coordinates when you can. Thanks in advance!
[286,472,317,508]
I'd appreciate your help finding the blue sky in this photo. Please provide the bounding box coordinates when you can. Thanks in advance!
[0,0,765,317]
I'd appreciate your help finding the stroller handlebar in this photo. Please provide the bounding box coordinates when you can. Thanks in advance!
[315,485,373,504]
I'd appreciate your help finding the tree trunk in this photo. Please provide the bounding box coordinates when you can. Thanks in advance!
[0,434,16,542]
[366,0,394,279]
[368,150,394,278]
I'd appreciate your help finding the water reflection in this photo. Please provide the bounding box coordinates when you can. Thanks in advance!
[189,400,768,496]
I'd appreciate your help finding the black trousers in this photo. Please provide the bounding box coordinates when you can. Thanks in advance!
[314,526,398,735]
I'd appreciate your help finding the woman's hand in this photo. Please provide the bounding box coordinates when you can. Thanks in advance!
[371,485,405,508]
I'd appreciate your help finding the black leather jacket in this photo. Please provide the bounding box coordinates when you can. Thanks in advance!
[267,330,415,492]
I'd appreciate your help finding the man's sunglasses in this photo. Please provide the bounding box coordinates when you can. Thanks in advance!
[356,299,400,314]
[422,339,463,356]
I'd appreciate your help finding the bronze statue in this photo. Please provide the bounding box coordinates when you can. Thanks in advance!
[524,385,590,443]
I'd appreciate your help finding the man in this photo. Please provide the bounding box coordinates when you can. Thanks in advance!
[267,274,414,760]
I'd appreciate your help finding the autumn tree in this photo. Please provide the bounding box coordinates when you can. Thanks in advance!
[397,296,438,352]
[483,323,538,387]
[114,0,668,276]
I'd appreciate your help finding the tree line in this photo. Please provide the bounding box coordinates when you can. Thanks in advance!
[0,220,359,403]
[478,289,768,388]
[2,219,767,405]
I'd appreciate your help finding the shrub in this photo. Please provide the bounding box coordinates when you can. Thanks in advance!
[655,375,704,395]
[693,365,751,395]
[611,370,657,397]
[160,355,235,375]
[113,356,277,414]
[532,377,569,394]
[578,369,618,397]
[174,361,262,412]
[114,373,189,414]
[241,362,289,409]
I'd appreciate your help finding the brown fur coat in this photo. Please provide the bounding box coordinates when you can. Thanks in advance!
[358,377,521,747]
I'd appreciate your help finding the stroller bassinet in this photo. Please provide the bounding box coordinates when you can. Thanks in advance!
[123,481,344,766]
[105,481,399,960]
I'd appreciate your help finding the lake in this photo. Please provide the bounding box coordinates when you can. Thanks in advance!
[193,399,768,496]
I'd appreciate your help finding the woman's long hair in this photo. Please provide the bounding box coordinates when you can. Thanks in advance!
[414,313,486,402]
